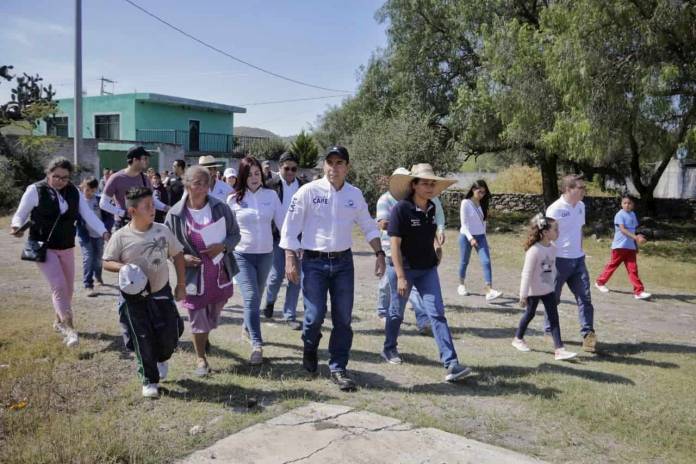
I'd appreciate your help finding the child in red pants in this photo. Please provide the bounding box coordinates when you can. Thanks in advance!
[595,195,651,300]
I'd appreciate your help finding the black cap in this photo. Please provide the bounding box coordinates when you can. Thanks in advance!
[324,145,349,163]
[126,146,151,160]
[279,152,299,164]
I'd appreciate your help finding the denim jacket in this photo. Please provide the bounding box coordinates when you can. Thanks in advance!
[164,195,241,296]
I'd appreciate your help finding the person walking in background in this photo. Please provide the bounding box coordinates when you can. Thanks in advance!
[375,167,432,335]
[595,195,651,300]
[151,172,169,223]
[197,155,234,202]
[546,174,598,353]
[167,159,186,206]
[513,214,577,361]
[77,177,107,297]
[227,156,285,365]
[458,180,502,302]
[281,146,386,391]
[10,157,108,347]
[99,146,169,231]
[263,152,305,329]
[165,166,241,376]
[223,167,238,191]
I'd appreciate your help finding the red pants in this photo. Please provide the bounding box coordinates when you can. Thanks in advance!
[596,249,644,295]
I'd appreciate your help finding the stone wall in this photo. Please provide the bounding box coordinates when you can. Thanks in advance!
[440,190,696,226]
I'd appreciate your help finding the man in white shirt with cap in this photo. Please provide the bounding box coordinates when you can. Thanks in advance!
[280,145,386,391]
[198,155,233,201]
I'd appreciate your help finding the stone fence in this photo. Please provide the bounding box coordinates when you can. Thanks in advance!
[439,191,696,226]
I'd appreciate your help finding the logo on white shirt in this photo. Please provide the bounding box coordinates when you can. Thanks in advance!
[312,196,329,205]
[344,199,355,208]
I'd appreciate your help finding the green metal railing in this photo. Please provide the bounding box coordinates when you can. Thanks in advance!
[135,129,268,154]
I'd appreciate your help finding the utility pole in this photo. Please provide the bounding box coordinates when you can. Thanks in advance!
[74,0,82,166]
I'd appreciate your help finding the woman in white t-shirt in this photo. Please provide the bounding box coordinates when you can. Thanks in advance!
[227,157,284,366]
[458,180,502,301]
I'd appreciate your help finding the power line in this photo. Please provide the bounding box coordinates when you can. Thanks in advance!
[122,0,352,94]
[241,94,350,106]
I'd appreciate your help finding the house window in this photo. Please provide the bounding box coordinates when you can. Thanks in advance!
[95,114,120,139]
[46,116,68,137]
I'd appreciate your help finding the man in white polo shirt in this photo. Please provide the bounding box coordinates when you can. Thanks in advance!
[280,145,386,391]
[546,174,597,352]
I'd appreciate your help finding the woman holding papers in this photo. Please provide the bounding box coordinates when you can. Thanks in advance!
[165,165,241,376]
[227,156,285,365]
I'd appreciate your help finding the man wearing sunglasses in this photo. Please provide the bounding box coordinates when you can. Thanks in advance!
[263,152,306,329]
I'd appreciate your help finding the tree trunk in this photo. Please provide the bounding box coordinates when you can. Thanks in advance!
[539,152,558,206]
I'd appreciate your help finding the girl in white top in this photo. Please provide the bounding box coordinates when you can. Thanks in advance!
[227,156,284,365]
[457,180,502,301]
[512,214,576,361]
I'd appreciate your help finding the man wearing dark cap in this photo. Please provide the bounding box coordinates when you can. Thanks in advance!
[263,152,305,329]
[280,145,386,391]
[99,146,169,230]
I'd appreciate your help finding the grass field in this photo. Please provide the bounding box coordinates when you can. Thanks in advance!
[1,216,695,463]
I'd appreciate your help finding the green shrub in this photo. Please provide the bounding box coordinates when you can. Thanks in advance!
[289,130,319,168]
[249,137,287,161]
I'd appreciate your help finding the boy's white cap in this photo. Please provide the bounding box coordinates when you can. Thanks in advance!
[118,263,148,296]
[223,167,237,179]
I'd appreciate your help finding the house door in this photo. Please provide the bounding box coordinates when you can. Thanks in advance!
[189,120,200,152]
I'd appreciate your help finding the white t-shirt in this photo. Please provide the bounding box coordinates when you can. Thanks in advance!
[227,188,284,254]
[459,199,486,239]
[188,204,213,226]
[546,196,585,259]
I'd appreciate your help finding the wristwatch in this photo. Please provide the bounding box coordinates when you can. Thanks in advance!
[375,250,386,258]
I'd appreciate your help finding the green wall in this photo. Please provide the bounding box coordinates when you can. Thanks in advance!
[52,94,137,139]
[135,101,234,135]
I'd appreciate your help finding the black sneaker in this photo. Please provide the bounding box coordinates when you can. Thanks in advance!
[285,319,303,331]
[303,349,318,373]
[263,302,274,319]
[330,370,357,391]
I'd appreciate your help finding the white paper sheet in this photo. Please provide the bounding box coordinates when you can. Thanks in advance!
[199,216,226,265]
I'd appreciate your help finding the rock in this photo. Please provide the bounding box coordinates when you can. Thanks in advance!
[189,425,204,436]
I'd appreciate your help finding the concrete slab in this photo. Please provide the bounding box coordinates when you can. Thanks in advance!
[180,402,547,464]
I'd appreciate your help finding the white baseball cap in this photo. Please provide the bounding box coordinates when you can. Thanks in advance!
[118,263,149,297]
[223,167,237,179]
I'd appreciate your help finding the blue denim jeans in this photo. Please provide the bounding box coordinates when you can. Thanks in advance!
[301,252,354,372]
[547,256,595,337]
[265,240,302,321]
[458,233,492,285]
[385,266,459,368]
[380,265,430,329]
[79,236,104,288]
[234,251,274,347]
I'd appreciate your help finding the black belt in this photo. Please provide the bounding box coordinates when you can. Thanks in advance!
[303,249,351,260]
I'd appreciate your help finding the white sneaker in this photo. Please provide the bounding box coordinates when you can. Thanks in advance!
[511,338,531,352]
[634,292,652,300]
[64,330,79,347]
[53,321,67,335]
[142,384,159,398]
[457,284,469,296]
[485,289,502,301]
[594,282,610,293]
[157,361,168,381]
[555,348,577,361]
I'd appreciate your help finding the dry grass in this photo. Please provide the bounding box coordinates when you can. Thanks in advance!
[1,217,695,463]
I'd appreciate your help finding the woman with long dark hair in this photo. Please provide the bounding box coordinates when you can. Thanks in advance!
[227,156,284,365]
[10,157,109,347]
[458,179,502,301]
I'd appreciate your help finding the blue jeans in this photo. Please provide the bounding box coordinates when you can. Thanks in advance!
[265,240,302,321]
[301,252,354,372]
[546,256,595,337]
[384,266,459,368]
[517,292,563,349]
[380,265,430,329]
[234,251,273,347]
[79,236,103,288]
[458,234,493,285]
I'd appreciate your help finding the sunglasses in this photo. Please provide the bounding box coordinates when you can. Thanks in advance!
[283,166,298,172]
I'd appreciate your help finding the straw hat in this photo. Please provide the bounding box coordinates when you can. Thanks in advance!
[389,163,457,200]
[198,155,223,168]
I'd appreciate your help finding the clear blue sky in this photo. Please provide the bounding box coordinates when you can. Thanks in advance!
[0,0,387,136]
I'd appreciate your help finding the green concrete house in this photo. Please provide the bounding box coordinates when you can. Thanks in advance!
[39,92,246,171]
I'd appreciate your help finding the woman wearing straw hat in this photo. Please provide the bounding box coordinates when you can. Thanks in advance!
[383,163,472,382]
[198,155,234,201]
